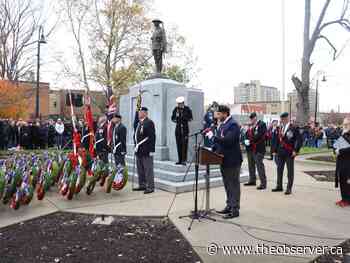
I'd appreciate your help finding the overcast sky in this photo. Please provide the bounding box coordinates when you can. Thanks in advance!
[151,0,350,112]
[42,0,350,112]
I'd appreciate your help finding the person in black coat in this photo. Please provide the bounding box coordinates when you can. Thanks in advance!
[243,112,267,190]
[95,117,109,164]
[205,105,242,219]
[1,120,10,150]
[270,120,279,163]
[48,119,56,148]
[272,112,302,195]
[334,118,350,207]
[171,96,193,165]
[81,122,91,151]
[20,122,31,150]
[134,107,156,194]
[8,120,17,148]
[39,121,48,149]
[111,113,127,166]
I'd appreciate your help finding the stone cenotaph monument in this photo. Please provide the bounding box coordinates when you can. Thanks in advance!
[119,19,247,192]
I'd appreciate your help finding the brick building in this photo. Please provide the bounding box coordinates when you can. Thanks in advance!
[0,80,107,120]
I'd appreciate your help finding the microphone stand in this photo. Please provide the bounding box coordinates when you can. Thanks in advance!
[179,130,216,231]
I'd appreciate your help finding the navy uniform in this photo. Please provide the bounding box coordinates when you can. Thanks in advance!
[207,105,243,219]
[95,120,109,163]
[272,112,302,195]
[134,107,156,194]
[171,96,193,165]
[111,114,127,166]
[243,113,267,189]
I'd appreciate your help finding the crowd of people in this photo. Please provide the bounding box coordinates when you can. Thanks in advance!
[0,117,96,151]
[264,121,343,152]
[1,100,349,214]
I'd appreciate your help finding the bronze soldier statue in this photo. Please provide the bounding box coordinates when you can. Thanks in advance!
[151,19,167,74]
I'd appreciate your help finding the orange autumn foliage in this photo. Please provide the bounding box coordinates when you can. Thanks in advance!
[0,80,30,119]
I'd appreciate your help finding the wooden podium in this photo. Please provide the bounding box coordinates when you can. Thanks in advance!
[199,147,223,213]
[199,147,223,165]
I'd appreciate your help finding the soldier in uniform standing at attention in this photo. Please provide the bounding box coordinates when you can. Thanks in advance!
[171,96,193,165]
[272,112,302,195]
[111,113,127,167]
[134,107,156,194]
[243,112,267,190]
[151,19,167,74]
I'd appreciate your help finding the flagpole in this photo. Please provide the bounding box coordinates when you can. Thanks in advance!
[68,89,77,155]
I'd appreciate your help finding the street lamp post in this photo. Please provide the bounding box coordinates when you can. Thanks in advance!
[314,72,326,124]
[35,26,47,119]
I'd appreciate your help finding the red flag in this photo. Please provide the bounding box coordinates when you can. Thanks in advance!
[84,95,95,158]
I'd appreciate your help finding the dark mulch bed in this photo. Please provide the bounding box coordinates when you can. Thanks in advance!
[308,155,336,163]
[0,212,201,263]
[311,239,350,263]
[304,171,335,182]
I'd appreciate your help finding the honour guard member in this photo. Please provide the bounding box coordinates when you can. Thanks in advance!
[243,112,267,190]
[134,107,156,194]
[95,116,109,164]
[272,112,302,195]
[171,96,193,165]
[111,113,127,166]
[205,105,243,219]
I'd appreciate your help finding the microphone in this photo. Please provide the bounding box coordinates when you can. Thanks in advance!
[201,123,216,135]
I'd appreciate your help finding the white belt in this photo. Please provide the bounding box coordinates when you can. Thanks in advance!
[94,138,104,148]
[135,137,149,153]
[113,142,121,154]
[81,133,94,143]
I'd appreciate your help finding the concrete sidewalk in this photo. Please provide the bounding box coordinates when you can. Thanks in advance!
[0,158,348,263]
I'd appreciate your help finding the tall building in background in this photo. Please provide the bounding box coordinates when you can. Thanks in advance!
[234,80,281,104]
[287,89,318,119]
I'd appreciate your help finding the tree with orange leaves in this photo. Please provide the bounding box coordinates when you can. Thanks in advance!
[0,80,30,119]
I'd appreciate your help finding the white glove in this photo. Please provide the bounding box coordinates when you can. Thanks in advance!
[150,152,154,157]
[206,131,214,139]
[134,145,139,153]
[244,139,250,146]
[335,149,340,156]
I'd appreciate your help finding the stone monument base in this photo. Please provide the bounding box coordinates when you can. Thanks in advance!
[125,155,249,193]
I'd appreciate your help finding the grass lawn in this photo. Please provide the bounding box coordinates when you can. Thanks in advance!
[298,146,332,155]
[0,148,70,158]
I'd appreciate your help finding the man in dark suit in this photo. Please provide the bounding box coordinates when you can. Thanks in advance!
[134,107,156,194]
[243,112,267,190]
[205,105,243,219]
[111,113,127,166]
[171,96,193,165]
[272,112,302,195]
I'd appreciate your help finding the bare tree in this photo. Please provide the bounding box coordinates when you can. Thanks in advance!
[58,0,199,107]
[292,0,350,125]
[62,0,93,91]
[0,0,59,81]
